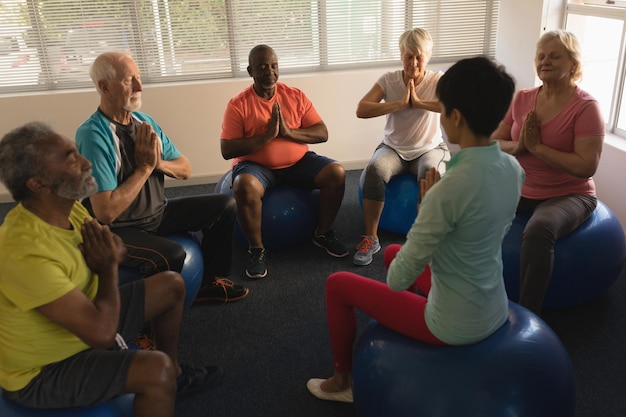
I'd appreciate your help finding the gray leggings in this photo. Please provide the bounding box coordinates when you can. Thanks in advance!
[517,194,597,313]
[361,142,449,202]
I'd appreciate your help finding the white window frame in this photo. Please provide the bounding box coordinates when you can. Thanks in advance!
[580,0,626,8]
[566,1,626,138]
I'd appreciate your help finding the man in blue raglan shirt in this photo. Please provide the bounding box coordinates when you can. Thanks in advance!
[76,51,248,306]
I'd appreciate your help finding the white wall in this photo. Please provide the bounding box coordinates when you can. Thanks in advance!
[1,0,625,228]
[496,0,544,89]
[0,67,399,200]
[594,138,626,226]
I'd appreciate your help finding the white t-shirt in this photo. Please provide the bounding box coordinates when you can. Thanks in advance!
[378,69,445,160]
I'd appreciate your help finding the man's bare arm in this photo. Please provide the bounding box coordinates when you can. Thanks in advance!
[157,154,191,179]
[89,166,152,224]
[37,220,125,348]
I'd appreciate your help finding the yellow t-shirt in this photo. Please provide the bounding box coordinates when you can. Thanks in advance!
[0,202,98,391]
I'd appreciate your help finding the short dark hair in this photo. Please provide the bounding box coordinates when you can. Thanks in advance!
[0,122,56,202]
[248,44,275,66]
[436,56,515,137]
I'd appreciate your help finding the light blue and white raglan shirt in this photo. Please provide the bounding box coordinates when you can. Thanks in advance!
[75,109,180,232]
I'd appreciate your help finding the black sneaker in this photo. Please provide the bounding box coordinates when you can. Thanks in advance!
[313,229,349,258]
[195,279,249,303]
[176,364,224,399]
[246,247,268,279]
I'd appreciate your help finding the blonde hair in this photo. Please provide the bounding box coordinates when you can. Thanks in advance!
[536,30,583,83]
[399,28,433,57]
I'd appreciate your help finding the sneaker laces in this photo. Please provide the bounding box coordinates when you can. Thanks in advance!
[318,229,338,241]
[356,236,376,253]
[212,278,235,303]
[133,332,156,350]
[213,278,235,289]
[248,248,267,262]
[179,364,207,380]
[177,364,207,390]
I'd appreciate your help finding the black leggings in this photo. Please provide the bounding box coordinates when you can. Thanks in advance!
[114,194,236,284]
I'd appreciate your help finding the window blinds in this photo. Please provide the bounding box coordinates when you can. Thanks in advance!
[0,0,499,93]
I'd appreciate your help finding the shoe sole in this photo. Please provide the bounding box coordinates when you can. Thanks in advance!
[306,378,354,403]
[312,240,349,258]
[195,288,250,303]
[246,269,268,279]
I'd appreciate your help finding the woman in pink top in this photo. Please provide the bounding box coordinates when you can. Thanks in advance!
[492,30,605,314]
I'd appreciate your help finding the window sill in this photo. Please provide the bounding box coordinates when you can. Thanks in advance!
[605,133,626,152]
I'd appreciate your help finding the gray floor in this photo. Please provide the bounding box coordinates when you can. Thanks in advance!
[1,170,625,416]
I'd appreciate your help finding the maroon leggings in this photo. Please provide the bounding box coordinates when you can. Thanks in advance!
[325,244,446,373]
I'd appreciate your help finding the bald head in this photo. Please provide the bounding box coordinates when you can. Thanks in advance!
[248,45,275,66]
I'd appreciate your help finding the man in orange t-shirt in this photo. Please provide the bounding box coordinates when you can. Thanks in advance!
[220,44,348,279]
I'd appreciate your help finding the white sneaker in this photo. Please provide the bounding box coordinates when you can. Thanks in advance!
[306,378,354,403]
[353,236,381,266]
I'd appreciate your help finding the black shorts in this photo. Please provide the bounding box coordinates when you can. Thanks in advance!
[3,280,146,409]
[232,151,336,189]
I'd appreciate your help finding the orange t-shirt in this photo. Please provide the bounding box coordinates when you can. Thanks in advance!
[220,83,322,169]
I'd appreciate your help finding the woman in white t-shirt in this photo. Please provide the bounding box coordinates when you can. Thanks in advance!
[353,28,450,267]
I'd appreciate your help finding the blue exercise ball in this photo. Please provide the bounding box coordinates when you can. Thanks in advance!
[502,200,626,308]
[215,170,320,250]
[358,171,419,235]
[118,232,203,310]
[352,302,575,417]
[0,390,134,417]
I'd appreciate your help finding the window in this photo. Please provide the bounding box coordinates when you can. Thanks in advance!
[0,24,40,88]
[565,1,626,137]
[0,0,499,94]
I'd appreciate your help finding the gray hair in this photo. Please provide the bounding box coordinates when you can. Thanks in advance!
[399,28,433,57]
[89,50,132,95]
[0,122,56,202]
